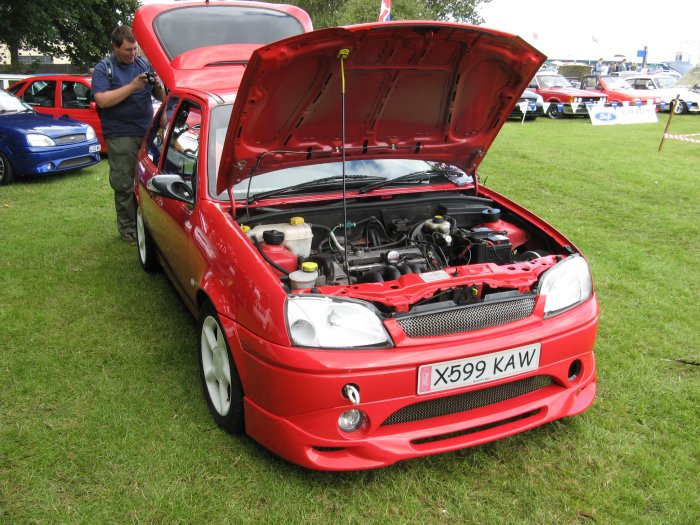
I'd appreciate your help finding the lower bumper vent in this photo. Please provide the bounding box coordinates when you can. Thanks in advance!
[381,375,553,426]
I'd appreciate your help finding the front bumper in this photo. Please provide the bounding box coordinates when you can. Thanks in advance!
[10,142,101,175]
[225,297,599,470]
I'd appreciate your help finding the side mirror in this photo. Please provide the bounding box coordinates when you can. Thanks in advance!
[147,174,194,205]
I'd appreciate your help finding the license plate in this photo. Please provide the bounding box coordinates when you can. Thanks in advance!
[417,343,541,395]
[89,144,101,153]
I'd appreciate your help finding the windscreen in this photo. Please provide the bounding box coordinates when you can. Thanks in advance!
[153,5,305,59]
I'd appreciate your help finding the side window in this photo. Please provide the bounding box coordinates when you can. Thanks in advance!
[144,96,180,166]
[163,100,201,179]
[23,80,56,107]
[61,81,91,109]
[582,77,595,89]
[8,82,24,95]
[528,79,538,89]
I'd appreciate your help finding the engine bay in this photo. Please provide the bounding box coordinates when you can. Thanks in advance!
[239,192,568,313]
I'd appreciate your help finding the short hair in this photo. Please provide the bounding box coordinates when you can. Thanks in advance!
[111,25,135,47]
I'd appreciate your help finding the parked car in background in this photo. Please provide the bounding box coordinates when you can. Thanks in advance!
[578,74,660,109]
[661,61,693,76]
[528,72,607,119]
[0,73,29,90]
[0,89,101,185]
[9,74,106,152]
[625,73,700,114]
[132,1,599,471]
[509,89,544,120]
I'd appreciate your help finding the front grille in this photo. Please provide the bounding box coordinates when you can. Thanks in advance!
[58,156,94,169]
[54,133,86,145]
[396,296,536,338]
[381,375,552,426]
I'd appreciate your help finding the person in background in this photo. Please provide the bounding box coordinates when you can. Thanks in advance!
[619,58,629,72]
[594,58,605,74]
[92,25,165,243]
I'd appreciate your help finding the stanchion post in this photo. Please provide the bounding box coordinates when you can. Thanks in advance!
[658,94,680,152]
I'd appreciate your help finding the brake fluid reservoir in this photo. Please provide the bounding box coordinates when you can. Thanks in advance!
[423,215,451,234]
[245,216,313,258]
[289,261,319,290]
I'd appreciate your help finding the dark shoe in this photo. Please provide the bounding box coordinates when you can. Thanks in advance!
[121,232,137,243]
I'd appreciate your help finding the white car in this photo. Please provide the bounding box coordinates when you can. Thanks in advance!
[625,74,700,114]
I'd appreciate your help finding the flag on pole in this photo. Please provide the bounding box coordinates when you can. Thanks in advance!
[379,0,391,22]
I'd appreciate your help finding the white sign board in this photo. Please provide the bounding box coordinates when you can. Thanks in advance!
[587,103,658,125]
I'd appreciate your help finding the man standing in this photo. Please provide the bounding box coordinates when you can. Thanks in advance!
[92,25,165,242]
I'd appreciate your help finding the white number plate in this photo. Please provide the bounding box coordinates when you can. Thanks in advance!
[417,343,541,395]
[89,144,101,153]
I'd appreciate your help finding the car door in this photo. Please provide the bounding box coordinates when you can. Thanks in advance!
[139,96,206,309]
[17,79,58,115]
[60,79,105,150]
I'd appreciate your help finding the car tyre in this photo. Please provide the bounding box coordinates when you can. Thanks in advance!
[546,102,564,119]
[198,301,244,434]
[136,203,160,273]
[673,100,688,114]
[0,151,15,186]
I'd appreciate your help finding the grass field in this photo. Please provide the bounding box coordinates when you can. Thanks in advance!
[1,114,698,524]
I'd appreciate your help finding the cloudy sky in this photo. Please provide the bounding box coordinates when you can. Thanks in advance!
[477,0,700,64]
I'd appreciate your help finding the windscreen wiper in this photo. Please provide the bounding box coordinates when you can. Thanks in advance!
[247,174,384,204]
[358,168,465,194]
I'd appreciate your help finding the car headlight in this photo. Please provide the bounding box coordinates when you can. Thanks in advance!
[286,296,393,348]
[26,134,56,147]
[537,255,593,318]
[85,126,96,141]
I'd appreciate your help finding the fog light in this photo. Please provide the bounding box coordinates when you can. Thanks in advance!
[568,359,582,382]
[338,409,365,432]
[47,162,55,171]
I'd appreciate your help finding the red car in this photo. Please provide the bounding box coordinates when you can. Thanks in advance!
[9,74,107,152]
[528,73,607,119]
[579,74,660,109]
[134,1,598,470]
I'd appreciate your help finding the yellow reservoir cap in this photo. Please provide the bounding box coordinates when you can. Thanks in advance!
[290,216,305,225]
[240,225,251,233]
[301,261,318,273]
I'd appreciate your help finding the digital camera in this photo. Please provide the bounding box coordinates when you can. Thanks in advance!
[145,72,156,85]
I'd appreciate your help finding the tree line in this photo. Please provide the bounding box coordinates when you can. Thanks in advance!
[0,0,488,71]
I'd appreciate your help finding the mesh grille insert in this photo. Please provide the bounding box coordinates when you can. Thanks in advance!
[381,375,552,426]
[54,133,86,145]
[411,409,541,445]
[58,156,94,169]
[396,296,536,338]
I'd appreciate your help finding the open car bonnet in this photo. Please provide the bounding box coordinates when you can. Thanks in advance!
[217,22,545,193]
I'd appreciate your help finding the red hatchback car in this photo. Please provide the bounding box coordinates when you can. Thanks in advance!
[578,74,660,109]
[133,1,598,470]
[528,73,607,119]
[9,74,106,152]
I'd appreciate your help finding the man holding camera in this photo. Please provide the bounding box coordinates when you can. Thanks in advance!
[92,25,165,243]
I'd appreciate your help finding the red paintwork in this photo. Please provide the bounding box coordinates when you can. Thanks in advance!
[219,22,546,190]
[10,74,106,152]
[133,2,598,470]
[133,1,313,92]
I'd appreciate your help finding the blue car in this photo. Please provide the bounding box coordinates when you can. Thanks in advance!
[0,89,101,185]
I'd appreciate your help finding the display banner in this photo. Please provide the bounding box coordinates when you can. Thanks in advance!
[586,102,658,125]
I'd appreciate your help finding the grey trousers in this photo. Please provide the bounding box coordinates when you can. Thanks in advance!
[105,136,142,236]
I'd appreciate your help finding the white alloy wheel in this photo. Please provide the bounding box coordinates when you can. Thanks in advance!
[200,314,233,416]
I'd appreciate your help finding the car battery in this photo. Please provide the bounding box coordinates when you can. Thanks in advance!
[468,228,512,264]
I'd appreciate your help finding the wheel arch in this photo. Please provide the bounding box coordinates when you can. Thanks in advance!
[196,288,250,395]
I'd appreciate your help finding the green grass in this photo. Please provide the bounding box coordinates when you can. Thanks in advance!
[1,114,699,524]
